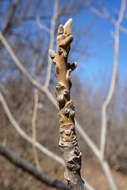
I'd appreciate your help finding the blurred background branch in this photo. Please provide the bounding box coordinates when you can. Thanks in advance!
[0,143,68,190]
[100,0,126,159]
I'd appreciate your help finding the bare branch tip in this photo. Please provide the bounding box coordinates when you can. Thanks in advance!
[64,18,73,35]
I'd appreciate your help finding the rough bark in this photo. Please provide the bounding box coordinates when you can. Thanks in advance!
[49,19,85,190]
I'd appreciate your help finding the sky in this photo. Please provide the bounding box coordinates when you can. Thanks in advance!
[71,0,127,88]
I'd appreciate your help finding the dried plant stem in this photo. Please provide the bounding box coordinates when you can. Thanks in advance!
[32,89,40,170]
[49,19,85,190]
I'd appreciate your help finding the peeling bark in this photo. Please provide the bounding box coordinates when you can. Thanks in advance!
[49,18,85,190]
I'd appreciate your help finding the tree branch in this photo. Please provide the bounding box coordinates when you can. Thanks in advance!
[0,143,68,190]
[49,18,85,190]
[87,4,127,35]
[32,89,41,170]
[44,0,59,88]
[2,0,20,34]
[100,0,126,159]
[36,16,50,33]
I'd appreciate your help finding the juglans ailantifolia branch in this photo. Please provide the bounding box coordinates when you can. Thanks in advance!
[49,18,85,190]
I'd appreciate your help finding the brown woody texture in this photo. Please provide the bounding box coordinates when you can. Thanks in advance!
[49,19,85,190]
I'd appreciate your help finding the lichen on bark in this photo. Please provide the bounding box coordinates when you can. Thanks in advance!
[49,18,85,190]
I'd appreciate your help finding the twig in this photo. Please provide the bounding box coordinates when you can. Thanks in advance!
[0,31,49,97]
[100,0,126,159]
[0,143,68,190]
[44,0,59,88]
[2,0,20,34]
[36,16,50,33]
[88,5,127,35]
[32,89,41,170]
[49,18,85,189]
[101,161,118,190]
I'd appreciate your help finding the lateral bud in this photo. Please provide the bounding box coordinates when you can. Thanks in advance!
[49,49,56,60]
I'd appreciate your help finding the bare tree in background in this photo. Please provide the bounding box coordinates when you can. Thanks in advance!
[0,0,127,190]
